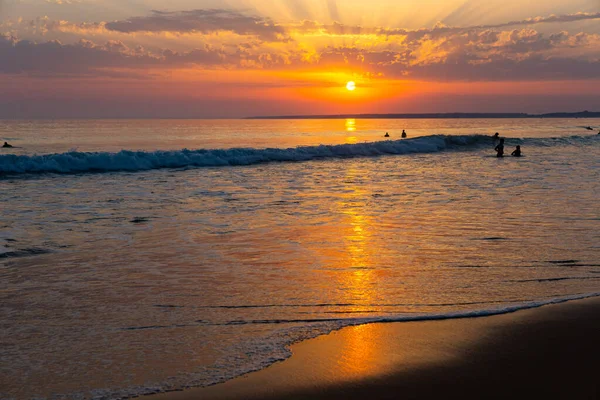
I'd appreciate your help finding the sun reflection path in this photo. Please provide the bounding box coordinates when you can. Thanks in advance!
[335,167,381,311]
[345,118,356,132]
[345,118,358,143]
[334,180,384,376]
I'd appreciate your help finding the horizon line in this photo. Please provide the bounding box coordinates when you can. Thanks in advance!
[246,111,600,120]
[1,111,600,121]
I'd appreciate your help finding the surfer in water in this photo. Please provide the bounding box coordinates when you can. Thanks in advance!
[2,141,13,148]
[494,138,505,157]
[384,132,390,137]
[401,130,407,138]
[511,145,522,157]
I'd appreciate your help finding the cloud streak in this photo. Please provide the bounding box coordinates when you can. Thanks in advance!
[485,12,600,29]
[294,12,600,40]
[105,9,287,41]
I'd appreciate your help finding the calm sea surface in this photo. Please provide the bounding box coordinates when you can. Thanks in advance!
[1,119,599,399]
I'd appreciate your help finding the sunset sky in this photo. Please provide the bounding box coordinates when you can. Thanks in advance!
[1,0,599,118]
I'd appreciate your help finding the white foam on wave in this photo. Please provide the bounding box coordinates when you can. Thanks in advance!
[2,134,597,176]
[0,135,490,175]
[2,134,598,176]
[66,291,600,400]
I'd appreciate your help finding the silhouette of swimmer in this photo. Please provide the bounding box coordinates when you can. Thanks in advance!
[492,132,500,139]
[2,141,13,148]
[511,145,522,157]
[585,126,593,130]
[384,132,390,137]
[494,138,505,157]
[401,129,407,138]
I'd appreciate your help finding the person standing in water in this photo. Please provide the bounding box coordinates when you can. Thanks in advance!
[384,132,390,137]
[511,145,522,157]
[492,132,501,145]
[494,138,505,157]
[401,130,407,138]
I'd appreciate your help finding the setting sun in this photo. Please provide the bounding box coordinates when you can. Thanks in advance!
[346,81,356,91]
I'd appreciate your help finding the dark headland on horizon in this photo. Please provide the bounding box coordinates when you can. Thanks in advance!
[246,110,600,120]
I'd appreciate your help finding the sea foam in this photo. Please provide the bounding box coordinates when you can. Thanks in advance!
[0,134,596,176]
[0,135,487,175]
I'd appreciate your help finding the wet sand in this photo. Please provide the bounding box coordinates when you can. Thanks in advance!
[152,296,600,400]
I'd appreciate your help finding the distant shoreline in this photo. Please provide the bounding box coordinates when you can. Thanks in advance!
[247,111,600,120]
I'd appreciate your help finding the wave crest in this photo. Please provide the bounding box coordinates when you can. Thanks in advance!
[1,134,595,175]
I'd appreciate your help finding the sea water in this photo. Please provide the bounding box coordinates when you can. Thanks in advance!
[1,119,599,399]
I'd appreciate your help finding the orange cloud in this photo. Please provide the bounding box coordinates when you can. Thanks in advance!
[1,7,600,117]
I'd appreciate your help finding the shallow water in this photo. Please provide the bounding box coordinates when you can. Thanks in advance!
[1,119,599,399]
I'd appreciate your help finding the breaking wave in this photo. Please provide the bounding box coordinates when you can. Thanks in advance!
[1,134,596,176]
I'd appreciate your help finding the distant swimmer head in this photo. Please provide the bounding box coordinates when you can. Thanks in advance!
[384,132,390,137]
[2,141,13,148]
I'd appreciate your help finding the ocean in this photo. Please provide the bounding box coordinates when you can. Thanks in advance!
[1,118,599,399]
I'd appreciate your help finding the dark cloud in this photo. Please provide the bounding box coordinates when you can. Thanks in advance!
[317,47,409,68]
[105,9,286,41]
[0,35,157,75]
[0,34,289,75]
[162,47,227,65]
[0,34,230,75]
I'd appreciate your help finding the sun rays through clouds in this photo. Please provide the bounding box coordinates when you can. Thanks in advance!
[0,0,599,117]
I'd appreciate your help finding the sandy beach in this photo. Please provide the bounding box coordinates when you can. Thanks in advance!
[151,297,600,400]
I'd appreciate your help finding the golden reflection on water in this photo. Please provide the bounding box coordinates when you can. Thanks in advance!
[345,118,356,132]
[345,119,359,144]
[332,167,386,374]
[336,168,378,309]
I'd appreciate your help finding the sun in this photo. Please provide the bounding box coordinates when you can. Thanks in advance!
[346,81,356,91]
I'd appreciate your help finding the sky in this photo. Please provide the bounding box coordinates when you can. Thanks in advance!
[0,0,599,118]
